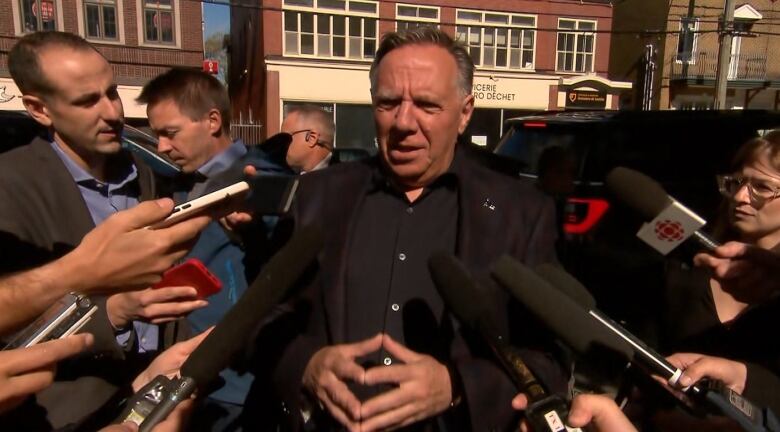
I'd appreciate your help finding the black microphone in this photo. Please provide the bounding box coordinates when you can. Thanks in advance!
[493,257,772,432]
[428,253,582,432]
[606,166,720,252]
[120,225,323,431]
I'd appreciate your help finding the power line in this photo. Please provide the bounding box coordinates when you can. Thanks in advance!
[184,0,714,36]
[192,0,780,37]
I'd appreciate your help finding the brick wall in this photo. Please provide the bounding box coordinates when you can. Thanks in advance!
[0,0,203,84]
[258,0,613,75]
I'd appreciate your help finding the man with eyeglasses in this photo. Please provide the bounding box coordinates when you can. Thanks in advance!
[280,104,335,174]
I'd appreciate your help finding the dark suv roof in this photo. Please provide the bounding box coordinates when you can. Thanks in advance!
[496,110,780,197]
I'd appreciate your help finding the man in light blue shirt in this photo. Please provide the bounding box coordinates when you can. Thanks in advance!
[0,31,205,428]
[140,68,293,431]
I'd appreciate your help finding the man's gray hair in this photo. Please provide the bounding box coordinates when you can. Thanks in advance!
[369,27,474,96]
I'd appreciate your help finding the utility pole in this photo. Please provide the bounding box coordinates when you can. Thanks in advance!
[714,0,736,109]
[641,44,656,110]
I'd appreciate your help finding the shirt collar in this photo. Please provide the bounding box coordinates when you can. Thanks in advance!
[370,144,462,194]
[302,152,333,174]
[196,139,248,179]
[50,140,137,188]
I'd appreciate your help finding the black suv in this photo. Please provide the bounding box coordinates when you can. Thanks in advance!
[494,110,780,323]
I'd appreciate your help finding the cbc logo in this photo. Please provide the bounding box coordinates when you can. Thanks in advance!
[654,220,686,242]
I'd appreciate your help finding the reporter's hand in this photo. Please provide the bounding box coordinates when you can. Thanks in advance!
[513,393,638,432]
[666,353,748,393]
[360,334,453,432]
[302,333,383,431]
[568,394,637,432]
[132,328,212,392]
[0,333,93,413]
[107,286,208,328]
[61,199,210,294]
[694,241,780,302]
[99,400,195,432]
[222,165,258,229]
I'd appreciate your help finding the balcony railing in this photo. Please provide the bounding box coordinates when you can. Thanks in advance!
[671,51,767,81]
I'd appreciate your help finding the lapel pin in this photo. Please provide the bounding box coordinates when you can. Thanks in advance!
[483,198,496,211]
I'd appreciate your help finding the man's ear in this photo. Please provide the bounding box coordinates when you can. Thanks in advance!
[207,108,222,136]
[307,130,320,148]
[22,95,53,127]
[457,94,475,135]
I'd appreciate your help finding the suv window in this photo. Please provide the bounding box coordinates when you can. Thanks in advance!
[0,112,48,153]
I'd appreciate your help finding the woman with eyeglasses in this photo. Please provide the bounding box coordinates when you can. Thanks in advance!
[648,131,780,424]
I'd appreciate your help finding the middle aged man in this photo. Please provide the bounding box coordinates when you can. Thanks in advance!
[248,27,563,431]
[280,104,334,173]
[0,32,203,429]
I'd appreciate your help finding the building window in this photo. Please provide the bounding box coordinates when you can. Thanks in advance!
[556,18,596,73]
[84,0,118,40]
[19,0,57,32]
[143,0,175,44]
[676,17,699,63]
[455,10,536,70]
[396,4,439,31]
[283,0,378,60]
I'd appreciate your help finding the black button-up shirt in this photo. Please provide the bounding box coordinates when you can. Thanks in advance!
[345,161,459,401]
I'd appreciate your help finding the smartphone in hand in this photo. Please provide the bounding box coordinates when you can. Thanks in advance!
[150,181,250,229]
[152,259,222,298]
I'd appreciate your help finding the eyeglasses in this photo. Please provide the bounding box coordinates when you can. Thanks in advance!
[288,129,332,150]
[290,129,313,140]
[716,174,780,204]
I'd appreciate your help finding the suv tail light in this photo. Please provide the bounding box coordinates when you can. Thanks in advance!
[563,198,610,234]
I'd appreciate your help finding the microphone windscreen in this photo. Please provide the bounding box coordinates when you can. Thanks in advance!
[605,166,670,220]
[491,256,633,360]
[180,224,323,390]
[534,263,596,310]
[428,252,485,329]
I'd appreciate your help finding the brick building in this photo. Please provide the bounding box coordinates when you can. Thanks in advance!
[611,0,780,110]
[230,0,631,149]
[0,0,203,119]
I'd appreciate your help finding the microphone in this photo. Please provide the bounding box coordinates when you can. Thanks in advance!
[120,225,323,431]
[428,253,582,432]
[493,257,772,432]
[606,166,720,254]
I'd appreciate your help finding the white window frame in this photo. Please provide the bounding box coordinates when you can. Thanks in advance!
[395,3,439,32]
[675,17,699,65]
[77,0,125,44]
[455,8,537,71]
[135,0,182,49]
[555,18,597,73]
[11,0,65,35]
[282,0,378,61]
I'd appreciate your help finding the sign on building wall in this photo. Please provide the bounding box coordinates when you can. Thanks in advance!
[472,83,517,102]
[203,60,220,75]
[565,89,607,109]
[471,75,554,110]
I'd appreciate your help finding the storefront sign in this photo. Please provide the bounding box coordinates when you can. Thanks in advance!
[472,83,517,102]
[565,89,607,109]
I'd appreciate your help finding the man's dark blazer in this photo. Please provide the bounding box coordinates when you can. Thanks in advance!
[249,144,564,431]
[0,137,160,430]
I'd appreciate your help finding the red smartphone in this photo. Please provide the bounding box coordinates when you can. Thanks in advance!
[152,258,222,298]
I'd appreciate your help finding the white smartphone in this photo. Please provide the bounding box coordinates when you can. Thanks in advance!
[151,181,251,229]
